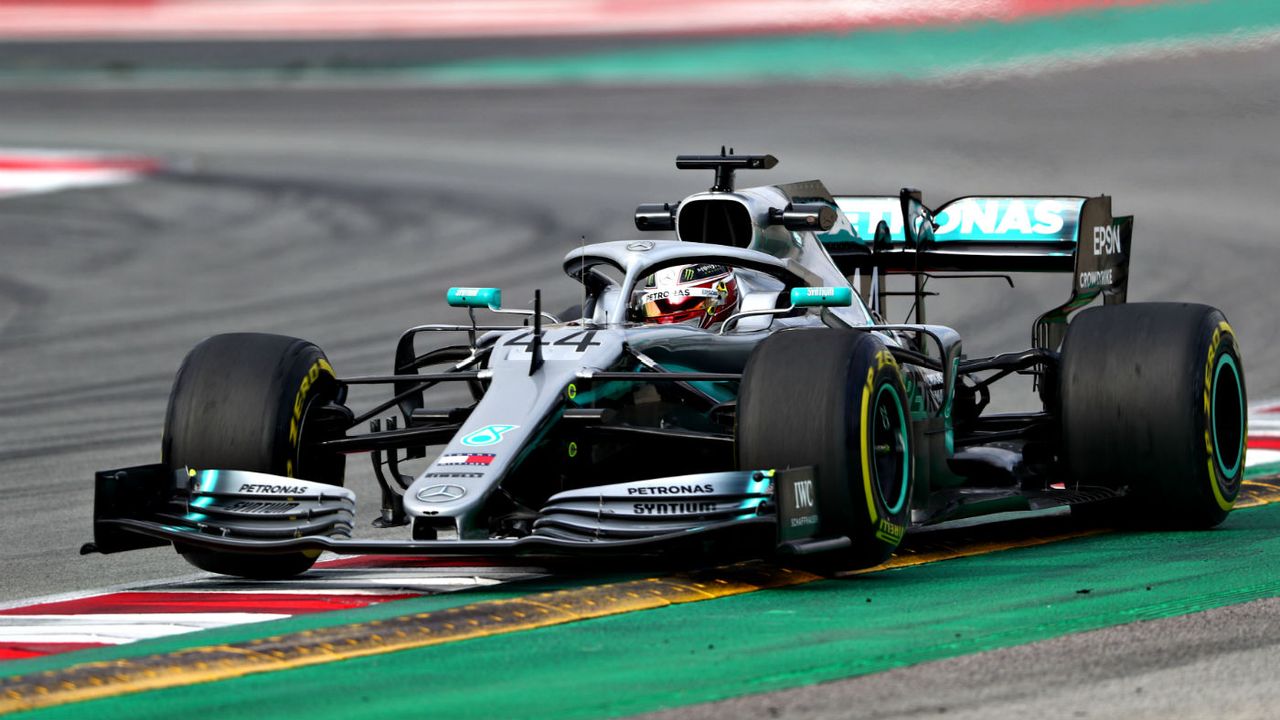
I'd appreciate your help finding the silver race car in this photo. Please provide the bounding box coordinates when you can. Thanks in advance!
[86,152,1248,578]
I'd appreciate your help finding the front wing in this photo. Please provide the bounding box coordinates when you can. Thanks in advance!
[83,465,834,561]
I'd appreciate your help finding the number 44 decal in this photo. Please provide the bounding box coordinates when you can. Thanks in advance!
[505,329,602,353]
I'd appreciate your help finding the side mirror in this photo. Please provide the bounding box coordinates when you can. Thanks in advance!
[768,203,837,232]
[635,202,677,231]
[790,286,853,307]
[446,287,501,310]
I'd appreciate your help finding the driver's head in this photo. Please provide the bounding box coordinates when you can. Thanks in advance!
[634,263,739,328]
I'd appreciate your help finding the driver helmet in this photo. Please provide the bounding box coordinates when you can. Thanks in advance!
[634,263,739,328]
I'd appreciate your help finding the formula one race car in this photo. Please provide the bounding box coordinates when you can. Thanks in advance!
[85,151,1248,578]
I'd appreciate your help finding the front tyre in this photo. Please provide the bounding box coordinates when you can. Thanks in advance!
[1060,303,1246,528]
[163,332,348,578]
[738,329,913,570]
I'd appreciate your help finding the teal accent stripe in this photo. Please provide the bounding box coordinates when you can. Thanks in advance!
[873,383,910,515]
[1213,353,1244,478]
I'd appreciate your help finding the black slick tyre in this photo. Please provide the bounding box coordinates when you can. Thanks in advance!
[163,332,347,578]
[1060,303,1246,528]
[737,328,913,570]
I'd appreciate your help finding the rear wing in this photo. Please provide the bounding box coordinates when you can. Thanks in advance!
[824,192,1133,349]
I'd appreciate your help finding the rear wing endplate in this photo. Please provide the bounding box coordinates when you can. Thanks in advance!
[1032,195,1133,350]
[826,192,1132,349]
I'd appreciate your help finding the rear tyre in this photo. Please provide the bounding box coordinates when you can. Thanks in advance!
[163,332,348,578]
[1060,303,1246,528]
[738,329,913,570]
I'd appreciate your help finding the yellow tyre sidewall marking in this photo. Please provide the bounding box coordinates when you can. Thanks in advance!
[860,366,878,525]
[1204,321,1237,513]
[288,356,336,556]
[861,350,904,528]
[286,357,335,478]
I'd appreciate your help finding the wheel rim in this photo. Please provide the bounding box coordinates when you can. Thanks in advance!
[871,384,910,514]
[1212,353,1244,479]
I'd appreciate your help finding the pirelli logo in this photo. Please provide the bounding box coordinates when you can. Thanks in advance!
[289,359,335,448]
[875,518,904,545]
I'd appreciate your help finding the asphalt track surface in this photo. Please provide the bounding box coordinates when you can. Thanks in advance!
[1,39,1278,718]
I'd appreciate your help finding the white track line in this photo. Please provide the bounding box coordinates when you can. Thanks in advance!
[1249,399,1280,439]
[1247,449,1280,466]
[0,169,146,198]
[142,568,546,594]
[0,613,290,645]
[0,148,158,199]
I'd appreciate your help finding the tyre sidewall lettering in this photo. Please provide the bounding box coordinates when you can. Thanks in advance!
[286,356,335,477]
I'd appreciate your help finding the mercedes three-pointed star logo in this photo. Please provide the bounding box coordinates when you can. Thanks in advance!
[416,484,466,502]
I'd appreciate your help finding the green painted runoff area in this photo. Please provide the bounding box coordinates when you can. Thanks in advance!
[19,498,1280,720]
[417,0,1280,84]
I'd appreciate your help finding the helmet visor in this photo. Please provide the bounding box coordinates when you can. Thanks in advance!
[636,286,723,324]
